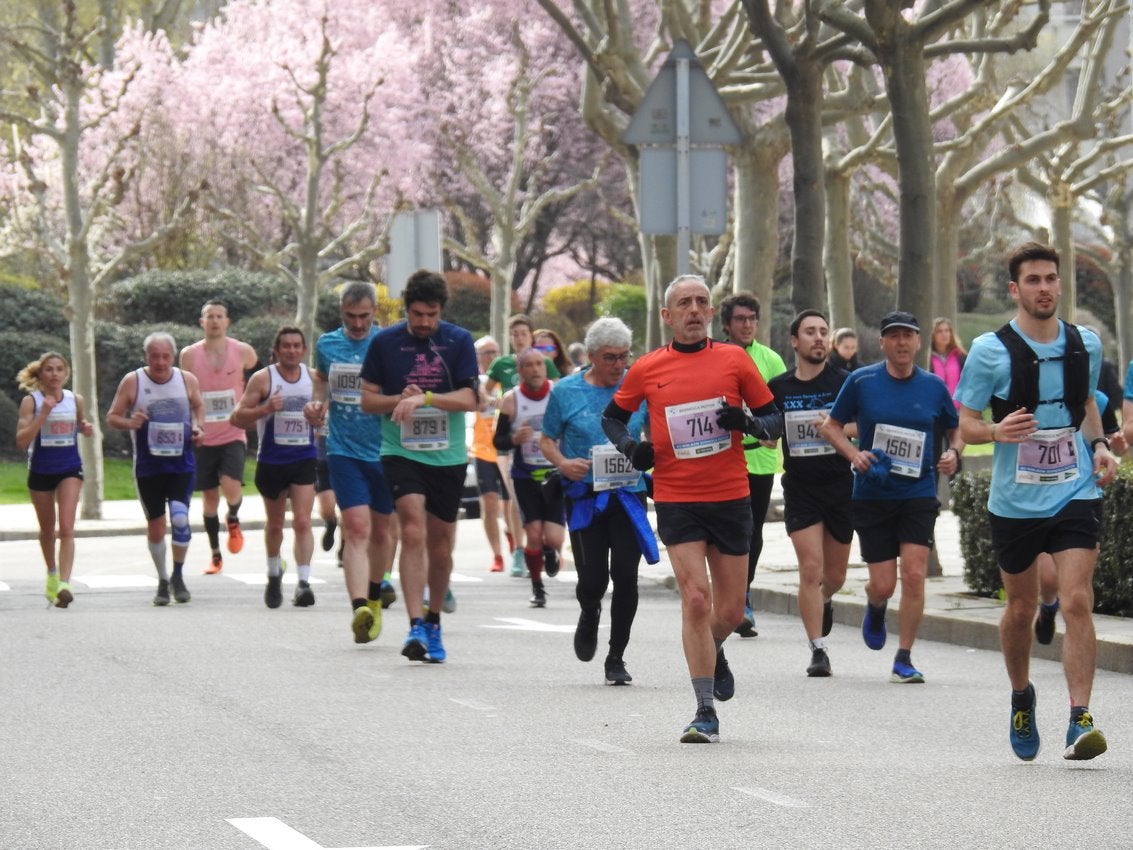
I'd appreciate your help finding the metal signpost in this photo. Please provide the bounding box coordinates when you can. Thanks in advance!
[624,40,741,275]
[387,209,442,298]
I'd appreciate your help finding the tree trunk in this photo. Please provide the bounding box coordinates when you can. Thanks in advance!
[933,185,960,321]
[296,245,320,360]
[824,168,855,331]
[784,65,826,317]
[733,143,781,345]
[1050,189,1076,322]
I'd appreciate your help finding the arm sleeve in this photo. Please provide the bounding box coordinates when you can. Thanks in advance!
[493,412,515,451]
[602,399,635,455]
[748,400,782,441]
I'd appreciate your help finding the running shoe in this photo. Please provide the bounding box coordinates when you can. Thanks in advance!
[264,570,284,609]
[45,573,60,605]
[1009,684,1040,761]
[862,603,887,650]
[680,707,720,743]
[1034,599,1058,646]
[379,579,397,609]
[489,554,504,573]
[292,582,315,607]
[544,547,560,578]
[170,573,191,604]
[734,605,758,638]
[890,659,925,684]
[226,517,244,554]
[401,622,428,661]
[574,606,601,662]
[321,517,337,552]
[807,648,832,677]
[54,581,73,609]
[1064,711,1107,761]
[443,587,456,614]
[604,655,632,685]
[509,549,528,577]
[153,579,171,607]
[205,552,223,574]
[423,621,446,663]
[822,600,834,637]
[713,648,735,701]
[530,581,547,608]
[352,604,379,644]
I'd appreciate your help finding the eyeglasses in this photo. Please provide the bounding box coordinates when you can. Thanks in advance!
[729,314,758,324]
[599,352,632,364]
[534,344,557,353]
[479,350,500,357]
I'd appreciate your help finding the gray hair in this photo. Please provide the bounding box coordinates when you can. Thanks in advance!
[662,273,708,307]
[585,317,632,353]
[143,331,176,356]
[475,335,499,352]
[340,281,376,307]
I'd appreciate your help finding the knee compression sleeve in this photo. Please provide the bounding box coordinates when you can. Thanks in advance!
[170,500,191,545]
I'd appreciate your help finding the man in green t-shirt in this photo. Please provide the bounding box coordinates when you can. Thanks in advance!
[720,293,786,637]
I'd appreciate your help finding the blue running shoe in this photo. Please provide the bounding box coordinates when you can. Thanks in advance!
[734,604,758,638]
[379,579,397,609]
[1009,685,1040,761]
[713,648,735,701]
[1064,711,1107,761]
[423,621,446,663]
[890,660,925,683]
[680,707,720,743]
[401,622,428,662]
[862,603,887,650]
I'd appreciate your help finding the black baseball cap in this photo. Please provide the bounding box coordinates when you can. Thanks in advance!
[879,311,920,335]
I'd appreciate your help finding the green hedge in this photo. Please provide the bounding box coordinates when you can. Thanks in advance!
[0,331,72,408]
[106,269,297,325]
[0,284,69,336]
[951,469,1133,616]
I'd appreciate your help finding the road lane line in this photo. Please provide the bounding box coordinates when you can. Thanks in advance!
[733,786,810,808]
[575,739,633,754]
[226,817,427,850]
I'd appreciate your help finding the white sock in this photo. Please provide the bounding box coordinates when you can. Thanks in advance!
[148,540,168,581]
[298,564,310,583]
[809,637,827,652]
[267,556,282,577]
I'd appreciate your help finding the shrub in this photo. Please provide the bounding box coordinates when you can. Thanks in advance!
[597,283,648,352]
[539,278,613,345]
[951,467,1133,615]
[106,269,297,325]
[0,284,69,335]
[230,316,292,366]
[0,392,21,459]
[442,271,493,336]
[0,331,72,408]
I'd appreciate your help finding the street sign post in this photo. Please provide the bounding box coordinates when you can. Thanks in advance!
[624,40,741,275]
[387,209,442,298]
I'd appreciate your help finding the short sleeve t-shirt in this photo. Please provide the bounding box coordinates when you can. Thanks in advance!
[359,320,478,467]
[829,362,958,500]
[767,364,851,489]
[316,326,382,461]
[542,369,647,491]
[954,321,1102,518]
[613,340,773,503]
[741,340,787,475]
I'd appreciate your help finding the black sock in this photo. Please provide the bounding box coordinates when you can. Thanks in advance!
[368,581,383,601]
[172,562,183,579]
[895,648,911,665]
[425,610,441,626]
[226,499,242,521]
[1070,705,1089,722]
[1012,684,1035,711]
[204,514,221,551]
[352,597,367,610]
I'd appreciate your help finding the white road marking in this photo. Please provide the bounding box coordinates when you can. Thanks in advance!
[480,617,577,633]
[225,574,328,586]
[449,697,497,711]
[575,739,633,754]
[448,572,483,584]
[226,817,427,850]
[74,574,160,589]
[0,580,9,591]
[733,786,810,808]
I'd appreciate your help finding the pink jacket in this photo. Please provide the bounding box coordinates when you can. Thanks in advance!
[930,348,965,409]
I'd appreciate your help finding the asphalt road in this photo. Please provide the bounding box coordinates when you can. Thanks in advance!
[2,531,1131,850]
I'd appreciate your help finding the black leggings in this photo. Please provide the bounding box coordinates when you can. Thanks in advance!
[747,473,775,585]
[567,494,643,658]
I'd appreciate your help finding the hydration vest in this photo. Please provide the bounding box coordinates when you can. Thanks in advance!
[989,321,1089,429]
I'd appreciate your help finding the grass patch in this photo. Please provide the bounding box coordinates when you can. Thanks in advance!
[0,458,259,504]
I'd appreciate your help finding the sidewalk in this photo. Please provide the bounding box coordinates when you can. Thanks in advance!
[3,489,1131,674]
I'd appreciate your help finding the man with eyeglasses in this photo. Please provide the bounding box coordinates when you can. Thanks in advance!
[720,293,786,638]
[603,275,781,744]
[540,318,654,686]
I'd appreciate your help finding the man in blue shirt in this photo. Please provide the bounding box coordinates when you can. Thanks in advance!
[305,282,396,646]
[955,241,1116,763]
[822,311,960,684]
[360,271,478,664]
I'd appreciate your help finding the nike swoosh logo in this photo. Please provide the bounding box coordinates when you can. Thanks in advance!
[657,381,674,388]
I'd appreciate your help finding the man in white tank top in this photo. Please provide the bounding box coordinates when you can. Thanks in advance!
[180,300,258,574]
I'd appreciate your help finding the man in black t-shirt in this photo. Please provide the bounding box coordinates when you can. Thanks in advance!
[766,310,854,678]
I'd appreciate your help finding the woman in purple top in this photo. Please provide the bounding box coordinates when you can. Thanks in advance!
[15,352,93,608]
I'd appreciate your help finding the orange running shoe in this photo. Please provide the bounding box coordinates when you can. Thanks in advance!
[226,518,244,554]
[204,552,223,574]
[489,554,504,572]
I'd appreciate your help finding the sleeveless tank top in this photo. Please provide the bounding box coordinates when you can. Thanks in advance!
[28,389,82,475]
[182,338,248,446]
[133,368,194,477]
[256,364,316,464]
